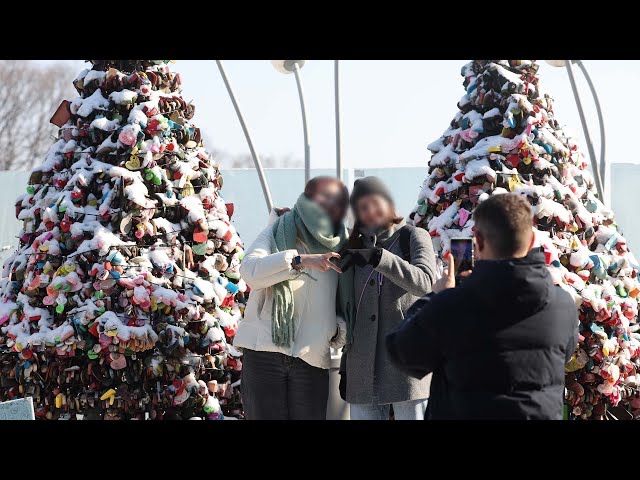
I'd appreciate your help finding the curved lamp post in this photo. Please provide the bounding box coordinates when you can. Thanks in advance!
[545,60,606,203]
[334,60,342,180]
[215,60,274,213]
[271,60,311,184]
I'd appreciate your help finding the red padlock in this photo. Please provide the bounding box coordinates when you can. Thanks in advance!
[506,154,520,169]
[88,322,100,338]
[225,203,235,218]
[60,217,72,233]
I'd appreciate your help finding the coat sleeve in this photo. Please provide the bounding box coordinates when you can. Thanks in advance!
[386,292,443,379]
[239,224,299,291]
[329,316,347,350]
[564,301,580,364]
[374,227,437,297]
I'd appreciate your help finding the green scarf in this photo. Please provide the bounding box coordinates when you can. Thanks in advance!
[337,265,356,346]
[271,194,348,347]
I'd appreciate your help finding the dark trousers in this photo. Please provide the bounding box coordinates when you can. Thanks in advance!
[241,349,329,420]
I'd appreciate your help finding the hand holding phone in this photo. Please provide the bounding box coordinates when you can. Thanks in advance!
[300,253,342,273]
[450,238,475,283]
[433,239,475,293]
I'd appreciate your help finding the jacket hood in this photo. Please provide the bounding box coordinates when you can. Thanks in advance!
[462,248,551,319]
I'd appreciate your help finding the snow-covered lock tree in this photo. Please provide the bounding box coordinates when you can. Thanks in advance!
[408,60,640,420]
[0,60,247,420]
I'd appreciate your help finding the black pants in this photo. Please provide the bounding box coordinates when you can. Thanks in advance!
[241,349,329,420]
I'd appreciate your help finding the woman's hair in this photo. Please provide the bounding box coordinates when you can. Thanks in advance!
[304,176,348,200]
[304,176,349,216]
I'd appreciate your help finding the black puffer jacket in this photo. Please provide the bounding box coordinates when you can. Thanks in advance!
[386,249,578,420]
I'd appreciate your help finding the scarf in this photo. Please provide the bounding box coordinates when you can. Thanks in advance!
[270,194,348,347]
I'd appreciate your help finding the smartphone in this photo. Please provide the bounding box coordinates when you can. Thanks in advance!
[450,238,475,282]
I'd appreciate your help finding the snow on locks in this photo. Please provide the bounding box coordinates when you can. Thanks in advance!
[408,60,640,420]
[0,60,247,420]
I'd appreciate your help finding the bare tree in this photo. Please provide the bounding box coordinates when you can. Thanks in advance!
[219,152,302,169]
[199,133,300,169]
[0,61,76,171]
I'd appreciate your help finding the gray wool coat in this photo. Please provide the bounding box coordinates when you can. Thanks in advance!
[343,221,437,405]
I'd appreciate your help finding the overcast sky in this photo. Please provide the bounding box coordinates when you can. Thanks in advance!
[47,60,634,176]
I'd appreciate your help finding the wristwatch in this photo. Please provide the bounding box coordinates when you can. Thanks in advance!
[291,255,303,272]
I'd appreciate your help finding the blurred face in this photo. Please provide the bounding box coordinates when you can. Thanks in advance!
[355,194,394,229]
[310,181,346,225]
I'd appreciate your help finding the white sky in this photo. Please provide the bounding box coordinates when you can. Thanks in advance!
[45,60,635,174]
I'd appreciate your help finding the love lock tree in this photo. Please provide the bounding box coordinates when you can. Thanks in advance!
[0,60,247,420]
[408,60,640,420]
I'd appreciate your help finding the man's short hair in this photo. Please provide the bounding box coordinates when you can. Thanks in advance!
[473,193,533,258]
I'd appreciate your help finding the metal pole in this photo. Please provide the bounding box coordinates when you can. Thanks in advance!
[334,60,342,180]
[215,60,274,212]
[293,62,311,184]
[565,60,605,202]
[575,60,606,197]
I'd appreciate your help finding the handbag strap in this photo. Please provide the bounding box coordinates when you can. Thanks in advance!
[355,235,401,315]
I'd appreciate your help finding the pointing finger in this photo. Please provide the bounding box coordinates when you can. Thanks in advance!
[446,252,455,282]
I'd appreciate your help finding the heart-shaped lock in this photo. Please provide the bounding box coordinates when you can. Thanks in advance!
[193,226,207,244]
[125,155,141,170]
[110,353,127,370]
[119,128,138,146]
[43,295,56,306]
[191,243,207,256]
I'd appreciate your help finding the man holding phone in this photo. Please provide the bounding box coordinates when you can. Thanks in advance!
[449,238,474,283]
[386,194,578,420]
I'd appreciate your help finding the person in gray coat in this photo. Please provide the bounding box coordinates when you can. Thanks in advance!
[338,176,437,420]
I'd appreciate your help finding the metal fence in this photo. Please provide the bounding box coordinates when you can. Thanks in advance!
[1,165,639,261]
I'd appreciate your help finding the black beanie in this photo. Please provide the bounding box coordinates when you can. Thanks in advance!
[350,176,394,208]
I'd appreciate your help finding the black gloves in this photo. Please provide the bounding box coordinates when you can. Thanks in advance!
[339,370,347,401]
[340,248,383,271]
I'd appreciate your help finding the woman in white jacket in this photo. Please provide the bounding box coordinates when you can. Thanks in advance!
[235,177,349,420]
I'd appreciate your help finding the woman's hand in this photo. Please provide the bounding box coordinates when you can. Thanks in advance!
[300,253,342,273]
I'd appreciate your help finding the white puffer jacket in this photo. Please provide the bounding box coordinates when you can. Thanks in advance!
[235,213,347,369]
